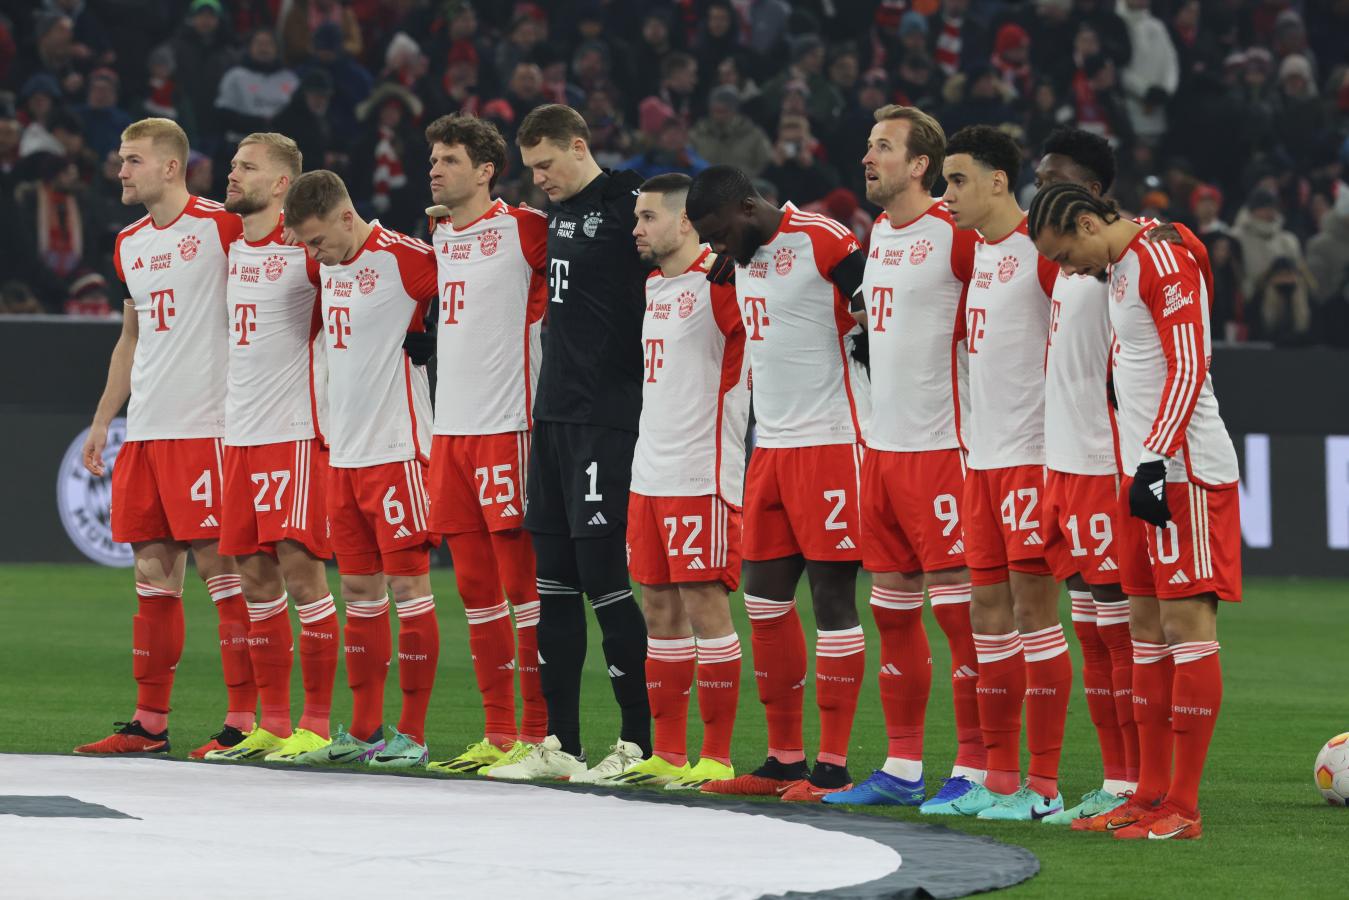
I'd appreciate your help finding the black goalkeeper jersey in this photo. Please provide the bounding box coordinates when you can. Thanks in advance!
[533,168,649,432]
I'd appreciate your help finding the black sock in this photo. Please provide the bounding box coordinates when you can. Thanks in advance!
[810,761,852,789]
[755,756,811,780]
[536,581,587,757]
[591,588,652,757]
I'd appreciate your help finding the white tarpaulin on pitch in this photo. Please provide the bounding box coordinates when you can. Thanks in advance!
[0,755,901,899]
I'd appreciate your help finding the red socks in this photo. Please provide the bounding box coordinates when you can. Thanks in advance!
[463,599,517,748]
[395,595,439,745]
[207,574,256,731]
[695,633,741,765]
[870,586,930,765]
[744,595,806,763]
[245,593,293,737]
[491,528,548,744]
[1168,642,1223,818]
[930,584,985,772]
[1023,623,1072,798]
[1132,640,1175,806]
[344,597,392,740]
[296,595,338,738]
[973,631,1025,795]
[815,626,866,766]
[132,583,185,733]
[647,637,697,765]
[1070,593,1126,785]
[1095,599,1138,783]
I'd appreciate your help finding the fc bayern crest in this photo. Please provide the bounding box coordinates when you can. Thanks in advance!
[774,247,795,275]
[178,235,200,261]
[582,212,602,237]
[263,254,287,281]
[997,255,1018,283]
[57,418,133,567]
[677,290,697,318]
[478,228,501,256]
[1112,273,1128,303]
[356,267,378,295]
[909,239,932,265]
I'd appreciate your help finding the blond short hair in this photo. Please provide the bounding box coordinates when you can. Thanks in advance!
[121,118,189,167]
[285,170,350,225]
[873,105,947,191]
[239,132,303,179]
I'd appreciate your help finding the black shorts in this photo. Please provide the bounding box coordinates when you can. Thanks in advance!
[525,421,636,538]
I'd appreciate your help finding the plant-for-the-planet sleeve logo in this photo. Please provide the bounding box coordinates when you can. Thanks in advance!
[57,418,132,567]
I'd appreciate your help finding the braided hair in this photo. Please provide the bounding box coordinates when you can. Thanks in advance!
[1027,181,1121,242]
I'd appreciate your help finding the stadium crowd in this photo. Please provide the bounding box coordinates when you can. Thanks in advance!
[1,0,1348,344]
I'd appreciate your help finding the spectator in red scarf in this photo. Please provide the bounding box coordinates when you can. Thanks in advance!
[992,23,1033,99]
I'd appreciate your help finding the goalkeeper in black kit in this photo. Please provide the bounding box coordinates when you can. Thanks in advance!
[487,104,653,782]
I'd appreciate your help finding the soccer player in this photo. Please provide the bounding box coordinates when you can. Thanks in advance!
[1030,128,1137,822]
[75,118,257,759]
[489,105,652,782]
[284,170,441,768]
[824,106,986,810]
[416,114,550,775]
[1028,182,1240,840]
[686,165,871,802]
[599,173,749,789]
[938,126,1068,820]
[206,133,339,764]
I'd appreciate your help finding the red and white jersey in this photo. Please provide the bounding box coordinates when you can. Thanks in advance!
[319,224,437,468]
[963,220,1057,470]
[114,196,241,441]
[736,203,869,448]
[862,201,974,452]
[1108,225,1238,487]
[1045,272,1116,475]
[632,248,750,503]
[224,219,327,447]
[431,199,548,435]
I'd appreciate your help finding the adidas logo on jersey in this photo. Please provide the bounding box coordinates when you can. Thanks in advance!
[500,503,519,517]
[393,525,412,539]
[607,664,625,678]
[1169,569,1191,585]
[1098,557,1119,572]
[1023,532,1044,546]
[948,539,965,555]
[199,515,219,528]
[686,557,706,570]
[835,536,857,550]
[131,257,144,270]
[880,663,902,676]
[587,512,608,526]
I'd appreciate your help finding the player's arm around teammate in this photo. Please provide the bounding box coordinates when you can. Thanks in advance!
[75,119,257,758]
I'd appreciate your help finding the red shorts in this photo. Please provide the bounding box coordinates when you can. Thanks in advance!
[962,464,1051,584]
[111,438,225,544]
[428,432,529,535]
[327,459,436,576]
[1043,470,1121,585]
[627,493,743,590]
[861,448,966,573]
[1117,476,1242,602]
[743,444,864,562]
[219,439,331,559]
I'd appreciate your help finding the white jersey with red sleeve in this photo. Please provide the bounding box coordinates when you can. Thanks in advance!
[631,248,751,503]
[862,200,974,452]
[736,203,870,448]
[963,220,1056,470]
[432,199,548,435]
[114,196,242,441]
[225,219,327,447]
[1108,225,1238,487]
[320,224,437,468]
[1044,272,1116,474]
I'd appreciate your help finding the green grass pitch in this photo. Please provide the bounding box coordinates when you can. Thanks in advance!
[1,564,1344,896]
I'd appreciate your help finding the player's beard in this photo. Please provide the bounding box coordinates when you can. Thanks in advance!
[225,190,267,216]
[864,174,898,206]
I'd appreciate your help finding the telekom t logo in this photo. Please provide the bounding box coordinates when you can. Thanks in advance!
[644,338,665,383]
[744,296,770,340]
[1048,299,1062,345]
[442,280,466,324]
[233,303,257,346]
[966,307,987,353]
[327,306,352,349]
[549,258,570,303]
[150,289,175,332]
[870,286,894,332]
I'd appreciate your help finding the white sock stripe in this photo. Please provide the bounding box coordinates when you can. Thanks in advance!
[648,636,697,661]
[536,581,579,595]
[1132,640,1172,664]
[396,594,435,619]
[870,590,925,610]
[346,597,390,618]
[1021,624,1067,644]
[246,593,289,621]
[744,594,795,620]
[512,601,541,627]
[816,626,866,657]
[1070,598,1097,622]
[589,589,632,610]
[927,583,972,606]
[696,633,743,663]
[297,594,336,623]
[135,582,183,598]
[1094,600,1131,626]
[465,601,511,624]
[973,631,1023,663]
[1068,590,1094,601]
[648,636,697,649]
[1171,640,1220,663]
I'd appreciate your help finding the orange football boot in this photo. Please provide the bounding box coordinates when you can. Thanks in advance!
[702,757,810,796]
[74,721,170,755]
[781,779,854,803]
[1115,805,1202,841]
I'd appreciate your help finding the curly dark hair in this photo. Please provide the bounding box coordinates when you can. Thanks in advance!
[1040,127,1116,193]
[945,125,1022,185]
[425,114,508,188]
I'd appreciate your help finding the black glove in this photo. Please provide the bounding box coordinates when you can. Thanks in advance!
[706,253,736,285]
[402,330,436,366]
[1106,373,1118,410]
[1129,459,1170,526]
